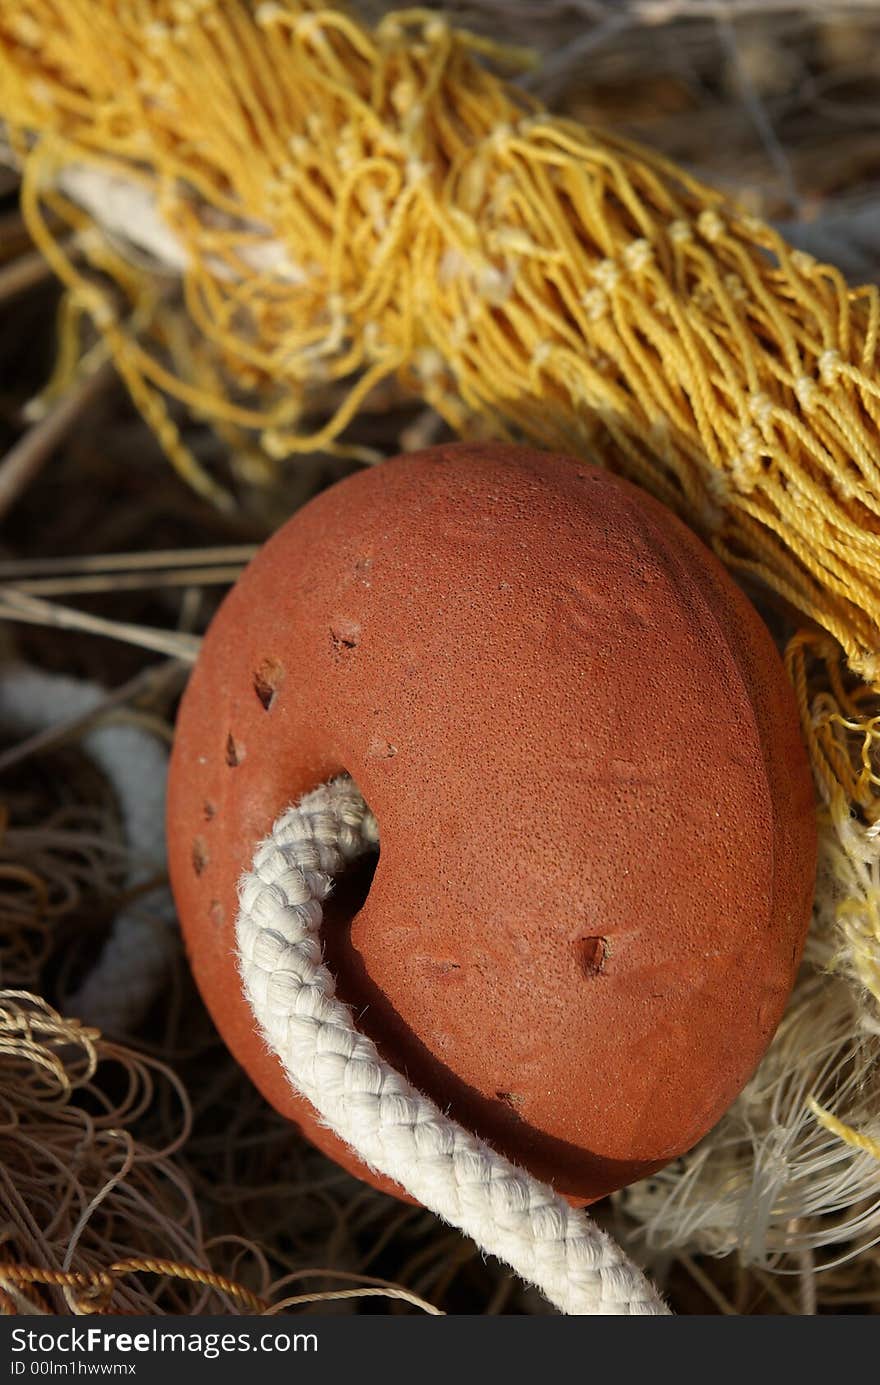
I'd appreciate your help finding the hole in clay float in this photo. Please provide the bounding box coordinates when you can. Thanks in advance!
[576,935,608,978]
[225,733,244,767]
[329,619,360,655]
[192,836,209,876]
[496,1090,524,1112]
[420,957,460,976]
[253,657,284,711]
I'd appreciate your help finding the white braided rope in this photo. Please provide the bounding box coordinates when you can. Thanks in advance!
[236,775,669,1316]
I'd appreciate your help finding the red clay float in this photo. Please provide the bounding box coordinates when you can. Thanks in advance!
[167,442,817,1204]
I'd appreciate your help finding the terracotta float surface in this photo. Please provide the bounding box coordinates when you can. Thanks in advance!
[167,443,817,1204]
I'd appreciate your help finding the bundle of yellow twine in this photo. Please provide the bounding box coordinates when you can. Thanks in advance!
[0,0,878,1130]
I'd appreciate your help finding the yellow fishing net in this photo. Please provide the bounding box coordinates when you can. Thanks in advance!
[0,0,879,1256]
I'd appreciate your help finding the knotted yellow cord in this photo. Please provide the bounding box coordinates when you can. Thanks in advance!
[1,1,879,1017]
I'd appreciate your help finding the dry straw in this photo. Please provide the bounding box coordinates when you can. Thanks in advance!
[1,0,880,1294]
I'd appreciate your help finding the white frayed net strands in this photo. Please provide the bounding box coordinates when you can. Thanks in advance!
[236,775,668,1316]
[620,979,880,1267]
[619,814,880,1271]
